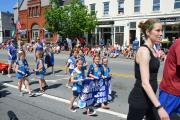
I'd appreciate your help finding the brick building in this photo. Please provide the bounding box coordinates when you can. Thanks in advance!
[14,0,57,43]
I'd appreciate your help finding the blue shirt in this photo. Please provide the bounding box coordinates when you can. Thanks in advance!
[16,59,29,78]
[88,63,104,78]
[35,43,43,52]
[36,59,46,76]
[7,44,17,60]
[71,67,84,93]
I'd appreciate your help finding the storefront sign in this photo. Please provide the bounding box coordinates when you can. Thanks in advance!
[98,21,114,25]
[159,17,180,22]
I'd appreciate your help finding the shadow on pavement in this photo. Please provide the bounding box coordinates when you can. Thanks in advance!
[111,91,118,102]
[7,111,19,120]
[45,70,63,76]
[29,80,38,85]
[46,83,62,90]
[0,80,13,84]
[0,84,11,98]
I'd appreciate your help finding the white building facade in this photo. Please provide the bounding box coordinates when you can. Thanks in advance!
[84,0,180,46]
[0,11,15,43]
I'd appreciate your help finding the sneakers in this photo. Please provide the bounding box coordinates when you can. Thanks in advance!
[66,84,72,89]
[87,109,96,116]
[28,92,35,97]
[101,105,110,109]
[7,74,12,78]
[69,107,77,112]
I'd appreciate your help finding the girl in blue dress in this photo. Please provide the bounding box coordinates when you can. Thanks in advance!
[15,51,34,96]
[88,55,109,109]
[35,51,47,93]
[102,57,112,101]
[69,59,84,112]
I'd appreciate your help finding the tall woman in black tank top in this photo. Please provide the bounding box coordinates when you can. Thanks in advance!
[127,19,170,120]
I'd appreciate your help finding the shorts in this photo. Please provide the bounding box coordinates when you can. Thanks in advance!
[73,91,80,97]
[36,74,44,79]
[159,89,180,115]
[8,60,16,64]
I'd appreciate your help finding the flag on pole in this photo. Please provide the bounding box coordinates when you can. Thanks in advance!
[16,21,21,30]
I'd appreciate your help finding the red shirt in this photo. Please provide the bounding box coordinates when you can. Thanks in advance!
[160,39,180,96]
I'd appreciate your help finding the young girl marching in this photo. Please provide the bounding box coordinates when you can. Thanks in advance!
[69,59,96,115]
[15,51,34,97]
[35,51,47,93]
[65,49,79,88]
[88,55,109,109]
[102,57,112,101]
[69,59,84,112]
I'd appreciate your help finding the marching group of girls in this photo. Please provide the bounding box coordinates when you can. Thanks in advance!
[14,38,112,115]
[15,38,53,97]
[65,47,112,115]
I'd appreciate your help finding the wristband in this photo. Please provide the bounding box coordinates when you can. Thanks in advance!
[155,105,163,110]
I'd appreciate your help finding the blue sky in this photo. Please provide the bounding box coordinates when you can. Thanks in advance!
[0,0,17,13]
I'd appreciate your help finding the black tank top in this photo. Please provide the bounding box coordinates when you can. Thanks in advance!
[128,45,160,109]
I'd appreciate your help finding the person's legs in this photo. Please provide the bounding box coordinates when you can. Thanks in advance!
[127,105,146,120]
[69,92,78,112]
[24,78,31,94]
[8,60,12,77]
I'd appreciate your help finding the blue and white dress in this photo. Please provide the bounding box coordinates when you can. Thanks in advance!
[35,58,46,79]
[16,59,30,79]
[71,67,84,94]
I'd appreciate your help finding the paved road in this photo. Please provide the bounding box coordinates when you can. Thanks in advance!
[0,50,179,120]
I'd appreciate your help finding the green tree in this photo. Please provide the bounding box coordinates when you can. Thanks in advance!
[45,0,97,38]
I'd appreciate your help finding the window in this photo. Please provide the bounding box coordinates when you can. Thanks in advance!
[153,0,160,11]
[130,22,136,28]
[103,2,109,15]
[115,26,124,46]
[29,6,39,17]
[4,30,10,37]
[45,32,53,38]
[90,3,96,15]
[80,0,84,4]
[134,0,140,12]
[118,0,124,14]
[174,0,180,9]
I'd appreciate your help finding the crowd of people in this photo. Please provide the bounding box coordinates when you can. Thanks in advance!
[1,18,180,119]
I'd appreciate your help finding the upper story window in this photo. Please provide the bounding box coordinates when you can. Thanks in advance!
[28,6,40,17]
[80,0,84,4]
[103,2,109,15]
[90,3,96,15]
[118,0,124,14]
[153,0,160,11]
[134,0,140,13]
[174,0,180,9]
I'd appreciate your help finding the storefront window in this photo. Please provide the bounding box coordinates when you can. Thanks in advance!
[45,32,53,38]
[130,22,136,29]
[115,26,124,46]
[5,30,10,37]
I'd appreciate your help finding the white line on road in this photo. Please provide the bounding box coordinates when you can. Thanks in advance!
[55,74,68,77]
[2,83,127,119]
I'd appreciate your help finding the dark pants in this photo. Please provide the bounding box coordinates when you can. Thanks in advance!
[127,105,160,120]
